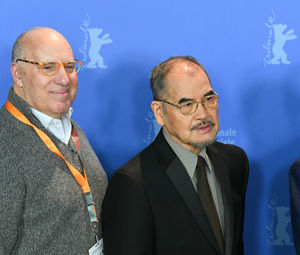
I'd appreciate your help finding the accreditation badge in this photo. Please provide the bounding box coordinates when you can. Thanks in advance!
[89,238,103,255]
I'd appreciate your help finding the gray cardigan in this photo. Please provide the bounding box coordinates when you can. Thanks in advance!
[0,88,108,254]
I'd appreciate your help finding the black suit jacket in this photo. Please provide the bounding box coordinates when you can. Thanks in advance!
[102,130,249,255]
[289,159,300,254]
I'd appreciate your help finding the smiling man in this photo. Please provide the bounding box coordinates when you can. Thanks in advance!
[102,56,249,255]
[0,27,107,255]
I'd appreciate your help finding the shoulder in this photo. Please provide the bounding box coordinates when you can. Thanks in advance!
[111,151,144,186]
[210,141,247,157]
[209,141,249,184]
[110,141,158,186]
[208,141,248,168]
[0,105,31,154]
[71,119,94,150]
[71,120,85,137]
[290,158,300,177]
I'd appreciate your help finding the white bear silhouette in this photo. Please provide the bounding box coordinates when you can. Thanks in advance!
[272,207,293,245]
[270,24,296,64]
[85,27,112,69]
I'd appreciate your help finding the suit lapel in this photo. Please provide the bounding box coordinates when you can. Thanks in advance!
[207,145,234,255]
[166,158,222,253]
[153,130,233,255]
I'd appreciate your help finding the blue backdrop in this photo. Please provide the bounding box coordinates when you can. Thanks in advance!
[1,1,299,254]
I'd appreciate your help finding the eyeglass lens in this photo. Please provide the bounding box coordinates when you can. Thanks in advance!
[180,95,218,114]
[42,61,79,75]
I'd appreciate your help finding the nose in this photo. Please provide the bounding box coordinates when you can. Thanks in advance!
[193,102,209,120]
[54,64,71,86]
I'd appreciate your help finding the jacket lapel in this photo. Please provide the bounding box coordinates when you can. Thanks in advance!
[153,130,221,254]
[166,158,221,254]
[207,145,234,255]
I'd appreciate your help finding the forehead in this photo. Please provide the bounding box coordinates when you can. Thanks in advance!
[165,61,212,100]
[23,30,74,61]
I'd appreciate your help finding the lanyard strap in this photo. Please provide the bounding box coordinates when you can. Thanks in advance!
[5,100,98,226]
[72,128,81,149]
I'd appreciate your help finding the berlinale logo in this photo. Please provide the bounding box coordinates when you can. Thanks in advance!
[267,195,293,247]
[263,10,297,67]
[79,14,112,69]
[217,128,237,144]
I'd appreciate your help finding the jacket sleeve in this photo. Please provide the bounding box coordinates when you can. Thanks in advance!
[238,148,249,255]
[0,142,26,253]
[289,160,300,254]
[101,170,154,255]
[224,144,249,255]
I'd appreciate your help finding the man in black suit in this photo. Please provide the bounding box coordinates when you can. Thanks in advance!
[102,56,249,255]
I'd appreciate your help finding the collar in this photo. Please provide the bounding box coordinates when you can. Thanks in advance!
[163,129,212,180]
[31,107,73,144]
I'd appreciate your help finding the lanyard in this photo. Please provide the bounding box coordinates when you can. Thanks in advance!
[5,100,99,240]
[72,128,81,150]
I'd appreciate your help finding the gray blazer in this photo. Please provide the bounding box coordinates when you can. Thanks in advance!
[0,88,108,255]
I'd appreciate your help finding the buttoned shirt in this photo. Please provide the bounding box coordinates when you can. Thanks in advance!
[163,130,225,233]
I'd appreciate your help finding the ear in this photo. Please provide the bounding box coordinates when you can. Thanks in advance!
[151,101,165,126]
[11,62,23,87]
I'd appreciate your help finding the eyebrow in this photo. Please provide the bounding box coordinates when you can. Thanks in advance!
[177,90,215,104]
[178,97,193,104]
[203,90,215,97]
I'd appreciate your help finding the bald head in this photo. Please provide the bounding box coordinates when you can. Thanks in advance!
[10,27,78,118]
[11,27,72,63]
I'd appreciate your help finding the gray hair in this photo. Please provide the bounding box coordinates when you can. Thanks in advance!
[11,31,27,62]
[149,56,211,100]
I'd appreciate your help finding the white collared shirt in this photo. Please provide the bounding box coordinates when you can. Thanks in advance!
[31,107,73,145]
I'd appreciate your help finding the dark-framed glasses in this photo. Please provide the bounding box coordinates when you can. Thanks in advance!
[16,59,83,76]
[157,92,220,115]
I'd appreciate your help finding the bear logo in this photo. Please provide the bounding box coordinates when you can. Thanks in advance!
[270,24,296,65]
[272,207,293,246]
[80,15,112,69]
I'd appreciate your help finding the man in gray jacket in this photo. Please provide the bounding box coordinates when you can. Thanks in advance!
[0,27,107,254]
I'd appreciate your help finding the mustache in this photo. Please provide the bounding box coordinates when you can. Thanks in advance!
[191,119,215,130]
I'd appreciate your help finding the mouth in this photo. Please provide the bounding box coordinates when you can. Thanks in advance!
[191,120,215,133]
[51,89,69,96]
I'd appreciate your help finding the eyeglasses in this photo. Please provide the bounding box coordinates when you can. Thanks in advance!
[157,92,219,115]
[16,59,83,76]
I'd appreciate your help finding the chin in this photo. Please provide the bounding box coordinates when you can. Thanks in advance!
[54,104,71,114]
[190,136,217,148]
[50,109,69,118]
